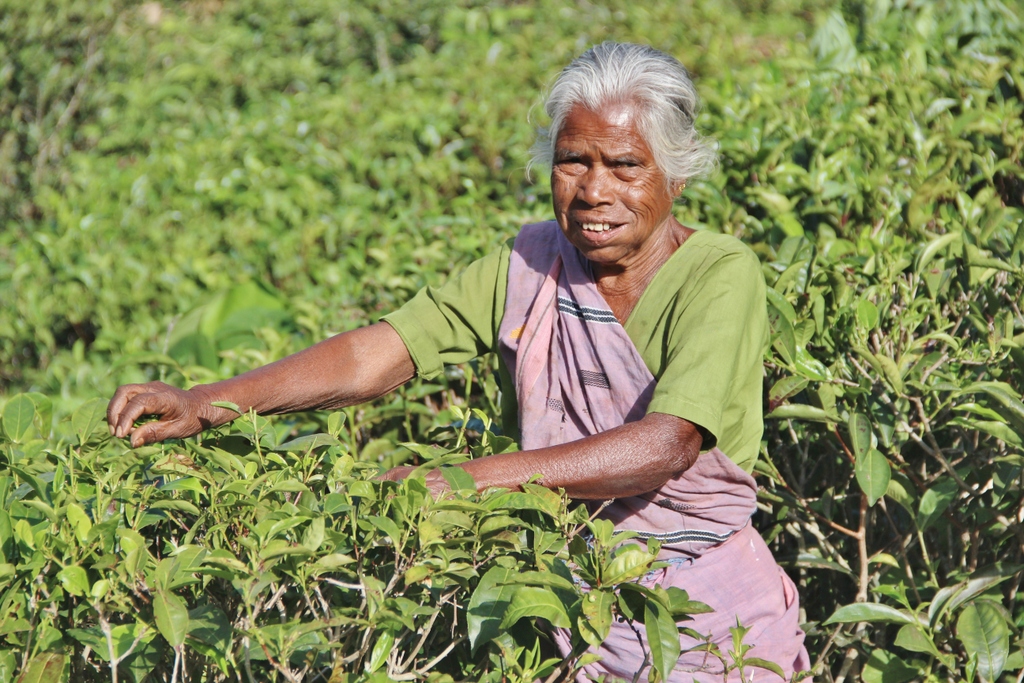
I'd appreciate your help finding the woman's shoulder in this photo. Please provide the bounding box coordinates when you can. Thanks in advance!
[684,229,760,265]
[662,229,763,290]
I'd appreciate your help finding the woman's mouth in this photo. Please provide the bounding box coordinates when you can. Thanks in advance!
[576,220,623,244]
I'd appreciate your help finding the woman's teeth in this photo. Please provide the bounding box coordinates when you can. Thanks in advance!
[581,222,613,232]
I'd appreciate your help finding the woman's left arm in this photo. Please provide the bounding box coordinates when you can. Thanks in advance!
[382,412,702,499]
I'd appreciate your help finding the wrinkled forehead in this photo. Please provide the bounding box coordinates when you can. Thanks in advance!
[554,101,652,154]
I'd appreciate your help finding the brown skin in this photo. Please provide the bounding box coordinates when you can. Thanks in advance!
[551,100,694,320]
[107,100,704,499]
[107,323,415,447]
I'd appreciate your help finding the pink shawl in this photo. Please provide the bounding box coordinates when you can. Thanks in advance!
[497,222,809,681]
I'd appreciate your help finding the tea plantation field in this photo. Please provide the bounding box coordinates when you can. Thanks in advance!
[1,0,1023,680]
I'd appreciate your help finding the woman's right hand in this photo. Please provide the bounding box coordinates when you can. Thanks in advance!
[107,382,225,447]
[105,322,416,448]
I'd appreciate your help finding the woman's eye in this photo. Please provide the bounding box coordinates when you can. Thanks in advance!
[614,166,641,179]
[556,160,586,172]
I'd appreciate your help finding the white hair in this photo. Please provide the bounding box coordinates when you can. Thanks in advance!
[531,42,717,186]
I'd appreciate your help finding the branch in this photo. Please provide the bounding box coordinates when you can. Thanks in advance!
[414,635,466,675]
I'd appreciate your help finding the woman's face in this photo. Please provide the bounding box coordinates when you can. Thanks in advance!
[551,101,679,272]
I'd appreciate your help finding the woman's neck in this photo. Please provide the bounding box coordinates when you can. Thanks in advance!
[594,219,694,324]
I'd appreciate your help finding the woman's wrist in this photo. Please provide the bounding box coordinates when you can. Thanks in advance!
[187,383,247,427]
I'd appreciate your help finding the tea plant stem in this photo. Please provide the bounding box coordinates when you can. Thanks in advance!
[170,645,181,683]
[831,428,856,466]
[628,623,650,683]
[878,499,920,602]
[832,639,862,683]
[909,397,979,497]
[396,588,456,671]
[810,624,844,677]
[259,640,300,683]
[98,610,118,683]
[265,583,288,616]
[856,493,868,604]
[915,528,940,586]
[994,513,1024,553]
[413,635,466,675]
[322,578,364,591]
[543,646,581,683]
[833,494,872,683]
[241,635,255,683]
[768,468,860,540]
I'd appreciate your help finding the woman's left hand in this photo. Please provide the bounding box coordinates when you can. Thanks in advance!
[380,466,451,498]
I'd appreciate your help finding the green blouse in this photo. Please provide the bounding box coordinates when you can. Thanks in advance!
[382,229,769,473]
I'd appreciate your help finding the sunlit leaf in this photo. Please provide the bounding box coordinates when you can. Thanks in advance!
[500,586,570,629]
[2,394,36,443]
[823,602,916,625]
[855,449,891,506]
[153,589,190,647]
[957,601,1009,681]
[467,565,517,653]
[644,598,680,680]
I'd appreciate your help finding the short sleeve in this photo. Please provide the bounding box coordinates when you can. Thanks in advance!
[382,242,511,380]
[645,246,768,461]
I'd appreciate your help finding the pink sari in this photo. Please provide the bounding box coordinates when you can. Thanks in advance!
[497,222,809,681]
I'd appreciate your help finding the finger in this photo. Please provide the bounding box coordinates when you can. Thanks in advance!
[107,384,152,434]
[130,418,184,448]
[115,392,172,440]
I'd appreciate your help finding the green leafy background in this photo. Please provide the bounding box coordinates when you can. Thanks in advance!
[1,0,1023,680]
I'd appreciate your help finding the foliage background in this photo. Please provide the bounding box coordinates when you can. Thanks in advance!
[1,0,1023,680]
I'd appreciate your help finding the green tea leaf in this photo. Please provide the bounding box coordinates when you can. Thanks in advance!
[957,601,1009,681]
[855,449,890,506]
[915,231,961,274]
[602,545,655,585]
[917,478,958,531]
[189,606,233,651]
[57,565,90,597]
[856,299,879,329]
[273,433,339,452]
[15,652,65,683]
[823,602,916,625]
[365,631,393,674]
[579,589,616,648]
[440,466,476,492]
[500,586,570,629]
[326,412,346,437]
[72,397,108,444]
[503,570,577,593]
[765,404,834,423]
[644,598,680,680]
[467,565,517,653]
[769,375,809,403]
[742,658,785,678]
[861,649,919,683]
[894,624,941,657]
[153,589,190,647]
[2,394,36,443]
[847,413,872,459]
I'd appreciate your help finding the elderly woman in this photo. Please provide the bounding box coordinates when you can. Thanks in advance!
[108,43,807,680]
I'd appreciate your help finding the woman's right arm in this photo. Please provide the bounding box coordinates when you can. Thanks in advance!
[107,322,415,447]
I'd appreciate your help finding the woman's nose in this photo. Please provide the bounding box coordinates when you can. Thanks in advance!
[578,166,614,206]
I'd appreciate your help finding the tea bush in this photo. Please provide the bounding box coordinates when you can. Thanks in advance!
[1,0,1022,680]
